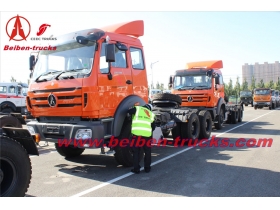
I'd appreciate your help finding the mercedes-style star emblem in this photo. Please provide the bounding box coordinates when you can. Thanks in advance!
[187,95,193,102]
[48,93,57,107]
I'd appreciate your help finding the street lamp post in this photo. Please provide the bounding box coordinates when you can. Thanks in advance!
[150,61,159,89]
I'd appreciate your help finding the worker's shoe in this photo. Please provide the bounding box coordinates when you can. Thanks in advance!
[131,168,140,174]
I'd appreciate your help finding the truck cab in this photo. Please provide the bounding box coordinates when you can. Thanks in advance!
[26,20,150,167]
[253,88,275,110]
[240,90,253,107]
[0,82,29,115]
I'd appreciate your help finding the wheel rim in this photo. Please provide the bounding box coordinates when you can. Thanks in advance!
[0,157,17,196]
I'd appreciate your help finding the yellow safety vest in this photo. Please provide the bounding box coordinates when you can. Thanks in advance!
[131,106,155,137]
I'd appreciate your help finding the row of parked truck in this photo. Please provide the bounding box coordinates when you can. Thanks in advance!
[1,20,245,196]
[239,88,280,110]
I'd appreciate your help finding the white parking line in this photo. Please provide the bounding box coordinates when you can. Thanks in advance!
[71,109,277,197]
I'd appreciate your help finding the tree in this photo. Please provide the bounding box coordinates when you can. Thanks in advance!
[265,80,274,89]
[10,76,16,82]
[155,81,160,89]
[257,79,265,88]
[241,78,249,91]
[251,75,256,90]
[234,76,241,96]
[228,78,233,96]
[275,77,280,91]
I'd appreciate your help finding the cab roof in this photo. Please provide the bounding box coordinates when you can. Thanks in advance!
[186,60,223,69]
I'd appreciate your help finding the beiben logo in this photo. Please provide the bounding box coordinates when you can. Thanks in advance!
[187,95,193,102]
[48,93,57,107]
[6,15,31,41]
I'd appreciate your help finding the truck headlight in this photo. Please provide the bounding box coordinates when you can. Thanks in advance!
[27,126,36,135]
[266,102,270,105]
[75,129,92,140]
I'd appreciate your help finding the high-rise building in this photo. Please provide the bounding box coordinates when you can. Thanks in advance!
[242,61,280,86]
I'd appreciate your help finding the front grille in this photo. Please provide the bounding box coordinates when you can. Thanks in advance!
[179,94,208,103]
[29,87,83,108]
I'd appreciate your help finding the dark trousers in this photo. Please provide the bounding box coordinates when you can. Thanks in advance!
[132,135,152,170]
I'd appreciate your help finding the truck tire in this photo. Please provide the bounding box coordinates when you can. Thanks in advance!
[1,108,13,114]
[198,110,212,139]
[0,136,32,197]
[238,109,243,122]
[0,115,22,128]
[55,144,85,158]
[214,108,224,130]
[152,93,182,106]
[231,111,238,124]
[114,119,144,167]
[184,113,200,140]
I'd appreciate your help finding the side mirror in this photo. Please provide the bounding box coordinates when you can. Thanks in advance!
[215,76,219,85]
[29,72,33,79]
[29,55,35,70]
[105,44,116,62]
[76,36,89,45]
[169,76,173,87]
[206,69,213,77]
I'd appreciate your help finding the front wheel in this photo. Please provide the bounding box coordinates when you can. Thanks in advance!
[0,136,32,197]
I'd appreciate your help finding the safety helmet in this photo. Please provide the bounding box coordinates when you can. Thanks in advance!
[143,103,153,111]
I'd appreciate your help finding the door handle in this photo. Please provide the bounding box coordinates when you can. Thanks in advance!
[126,80,132,84]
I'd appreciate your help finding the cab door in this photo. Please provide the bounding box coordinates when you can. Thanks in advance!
[98,42,133,117]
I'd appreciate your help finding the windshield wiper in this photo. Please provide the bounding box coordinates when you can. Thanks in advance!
[35,70,61,82]
[193,86,210,90]
[177,86,193,90]
[55,68,86,80]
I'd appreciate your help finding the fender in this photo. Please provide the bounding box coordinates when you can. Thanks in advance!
[0,127,39,155]
[112,95,146,137]
[216,97,226,118]
[0,101,16,112]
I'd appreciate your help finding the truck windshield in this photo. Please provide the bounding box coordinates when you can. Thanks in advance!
[254,89,270,95]
[32,41,96,81]
[173,75,211,90]
[240,91,252,97]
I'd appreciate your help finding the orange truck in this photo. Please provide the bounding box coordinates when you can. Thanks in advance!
[253,88,276,110]
[26,20,179,167]
[151,60,243,140]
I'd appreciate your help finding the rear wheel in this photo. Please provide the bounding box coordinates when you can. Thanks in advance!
[214,108,224,130]
[231,111,239,124]
[198,110,212,139]
[55,144,85,158]
[184,113,200,140]
[0,136,31,197]
[238,109,243,122]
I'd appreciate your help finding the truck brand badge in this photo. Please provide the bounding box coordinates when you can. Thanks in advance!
[51,82,54,86]
[48,93,57,107]
[187,96,193,102]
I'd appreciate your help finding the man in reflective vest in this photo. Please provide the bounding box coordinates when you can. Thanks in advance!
[128,103,155,174]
